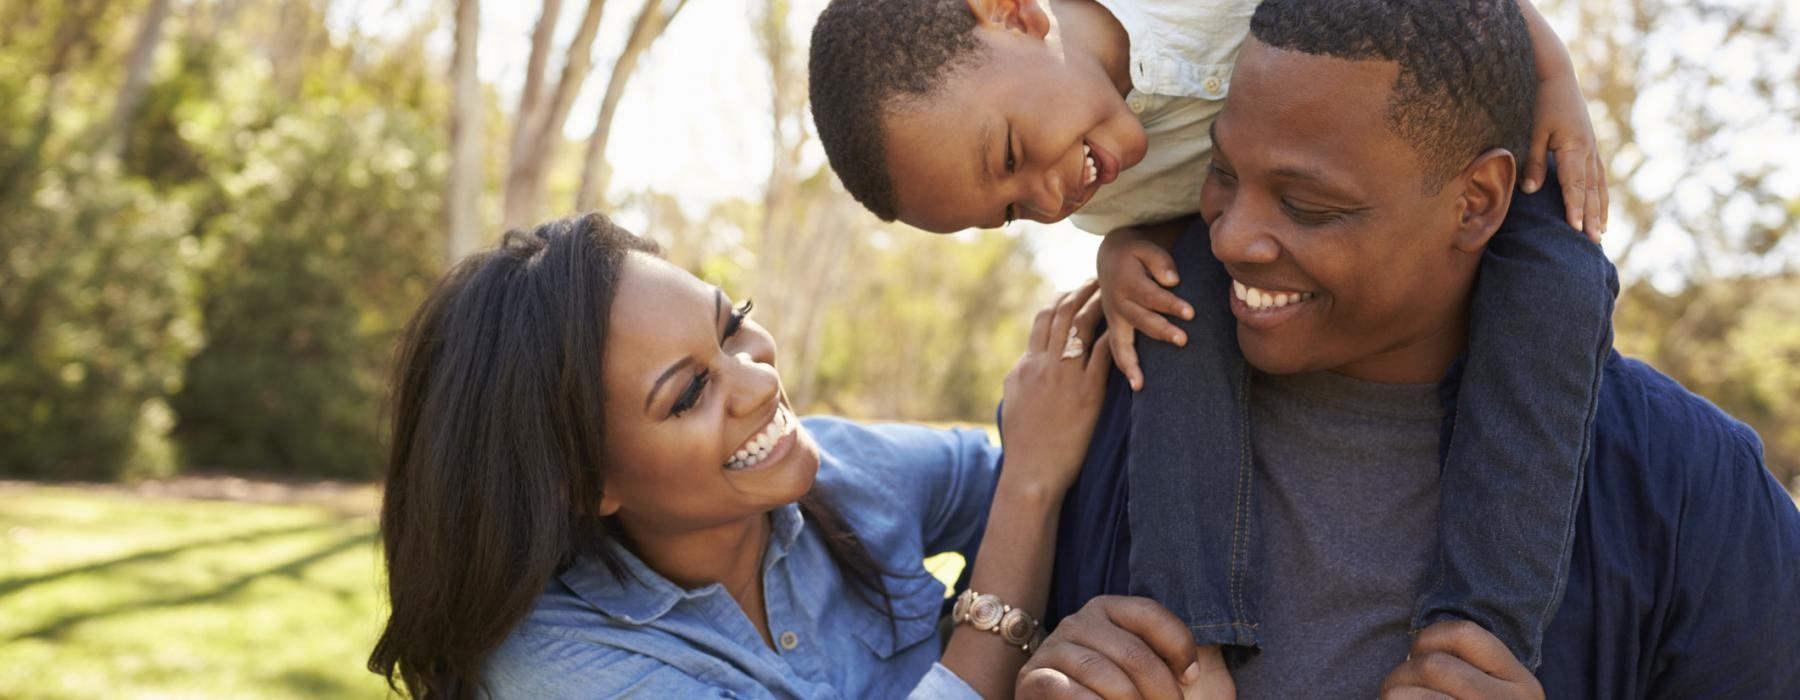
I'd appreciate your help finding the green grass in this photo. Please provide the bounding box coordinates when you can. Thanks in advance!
[0,484,390,699]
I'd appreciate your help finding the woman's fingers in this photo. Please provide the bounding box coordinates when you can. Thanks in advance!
[1031,289,1071,354]
[1050,281,1101,355]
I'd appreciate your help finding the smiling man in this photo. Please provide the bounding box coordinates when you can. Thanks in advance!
[1019,0,1800,697]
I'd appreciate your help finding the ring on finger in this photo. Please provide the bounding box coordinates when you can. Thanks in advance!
[1060,327,1085,360]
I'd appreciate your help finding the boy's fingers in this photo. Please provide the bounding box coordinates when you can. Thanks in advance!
[1135,246,1182,288]
[1123,302,1187,347]
[1521,128,1550,194]
[1556,142,1591,234]
[1088,328,1117,379]
[1133,281,1194,321]
[1594,152,1610,235]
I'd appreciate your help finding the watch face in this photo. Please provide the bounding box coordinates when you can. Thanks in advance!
[970,595,1005,630]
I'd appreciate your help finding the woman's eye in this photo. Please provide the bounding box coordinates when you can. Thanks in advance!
[723,299,753,341]
[671,369,709,417]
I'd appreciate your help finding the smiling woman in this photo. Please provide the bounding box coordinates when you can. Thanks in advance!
[367,212,1124,699]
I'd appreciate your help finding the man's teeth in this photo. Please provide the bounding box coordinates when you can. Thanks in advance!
[725,407,793,470]
[1233,280,1316,310]
[1082,144,1098,186]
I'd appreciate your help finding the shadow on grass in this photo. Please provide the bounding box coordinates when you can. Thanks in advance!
[9,527,378,642]
[0,520,346,598]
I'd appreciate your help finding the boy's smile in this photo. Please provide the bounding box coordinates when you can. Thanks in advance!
[880,0,1146,233]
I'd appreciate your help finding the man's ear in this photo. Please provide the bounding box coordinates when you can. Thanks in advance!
[1450,148,1516,254]
[965,0,1052,39]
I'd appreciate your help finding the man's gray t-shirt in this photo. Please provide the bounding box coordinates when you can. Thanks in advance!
[1231,370,1444,698]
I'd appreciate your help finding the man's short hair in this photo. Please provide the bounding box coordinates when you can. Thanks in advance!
[809,0,985,222]
[1249,0,1538,193]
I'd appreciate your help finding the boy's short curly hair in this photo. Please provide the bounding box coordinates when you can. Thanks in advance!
[1249,0,1538,193]
[809,0,986,222]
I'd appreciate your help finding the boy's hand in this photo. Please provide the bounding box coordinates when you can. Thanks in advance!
[1097,227,1194,391]
[1521,68,1608,242]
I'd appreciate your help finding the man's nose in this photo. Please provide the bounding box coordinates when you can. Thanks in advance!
[1209,201,1282,266]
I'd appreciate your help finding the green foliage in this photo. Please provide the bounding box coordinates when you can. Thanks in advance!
[173,92,445,478]
[0,2,446,479]
[809,229,1046,421]
[0,162,198,479]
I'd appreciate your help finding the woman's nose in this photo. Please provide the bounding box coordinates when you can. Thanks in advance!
[724,351,780,418]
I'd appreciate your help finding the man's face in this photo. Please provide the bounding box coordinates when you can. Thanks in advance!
[881,26,1147,233]
[1201,39,1487,383]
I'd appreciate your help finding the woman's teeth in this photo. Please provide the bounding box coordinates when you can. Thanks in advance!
[724,406,794,471]
[1233,280,1316,310]
[1082,144,1098,187]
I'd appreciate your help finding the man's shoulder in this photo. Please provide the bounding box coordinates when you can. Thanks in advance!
[1594,352,1764,471]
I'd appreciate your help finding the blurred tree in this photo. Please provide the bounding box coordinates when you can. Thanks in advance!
[575,0,690,209]
[502,0,607,229]
[447,0,483,262]
[1549,0,1800,487]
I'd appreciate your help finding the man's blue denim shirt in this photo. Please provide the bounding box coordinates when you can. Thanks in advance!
[483,417,997,699]
[1045,351,1800,696]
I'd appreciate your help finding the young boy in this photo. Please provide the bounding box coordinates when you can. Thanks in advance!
[810,0,1614,685]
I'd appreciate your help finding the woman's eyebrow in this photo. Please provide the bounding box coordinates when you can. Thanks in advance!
[643,290,727,414]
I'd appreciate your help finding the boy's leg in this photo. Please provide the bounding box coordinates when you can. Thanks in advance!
[1414,168,1618,668]
[1129,216,1263,653]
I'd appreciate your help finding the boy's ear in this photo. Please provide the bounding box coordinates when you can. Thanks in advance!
[1450,148,1516,254]
[965,0,1052,40]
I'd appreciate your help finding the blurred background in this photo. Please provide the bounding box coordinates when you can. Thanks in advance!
[1,0,1795,696]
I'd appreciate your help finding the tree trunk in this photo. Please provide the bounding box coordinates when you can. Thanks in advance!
[103,0,173,158]
[574,0,689,211]
[502,0,609,230]
[446,0,484,263]
[508,0,562,173]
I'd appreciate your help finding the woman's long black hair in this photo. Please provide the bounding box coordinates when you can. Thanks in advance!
[368,213,892,699]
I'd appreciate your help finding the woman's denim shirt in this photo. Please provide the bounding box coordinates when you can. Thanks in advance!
[483,417,1001,698]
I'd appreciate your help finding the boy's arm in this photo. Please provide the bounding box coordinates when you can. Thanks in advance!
[1514,0,1609,239]
[1095,216,1197,391]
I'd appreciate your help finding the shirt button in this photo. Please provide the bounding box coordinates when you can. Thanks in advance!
[1204,76,1223,94]
[1128,98,1146,113]
[779,631,799,650]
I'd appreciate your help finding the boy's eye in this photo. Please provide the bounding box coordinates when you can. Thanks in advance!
[1005,125,1017,173]
[1209,163,1238,183]
[1004,204,1016,226]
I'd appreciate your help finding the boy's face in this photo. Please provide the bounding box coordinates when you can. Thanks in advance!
[1202,39,1495,383]
[881,17,1147,233]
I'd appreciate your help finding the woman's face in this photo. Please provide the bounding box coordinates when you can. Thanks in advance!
[597,253,820,537]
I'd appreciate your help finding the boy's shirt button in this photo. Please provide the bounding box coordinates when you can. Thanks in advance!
[1204,76,1223,94]
[1129,97,1146,113]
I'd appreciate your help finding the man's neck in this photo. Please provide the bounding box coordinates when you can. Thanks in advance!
[1051,0,1133,96]
[1331,303,1471,385]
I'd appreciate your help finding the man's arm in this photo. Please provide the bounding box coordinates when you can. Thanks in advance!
[1652,429,1800,695]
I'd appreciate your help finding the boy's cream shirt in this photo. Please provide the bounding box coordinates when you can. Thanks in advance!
[1070,0,1261,235]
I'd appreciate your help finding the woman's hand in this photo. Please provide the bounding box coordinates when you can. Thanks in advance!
[1000,280,1114,496]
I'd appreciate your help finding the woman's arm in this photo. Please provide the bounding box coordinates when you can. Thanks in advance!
[934,282,1115,698]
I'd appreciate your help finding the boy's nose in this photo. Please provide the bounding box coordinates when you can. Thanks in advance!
[1026,171,1066,217]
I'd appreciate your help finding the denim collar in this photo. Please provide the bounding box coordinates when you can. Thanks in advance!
[559,503,807,624]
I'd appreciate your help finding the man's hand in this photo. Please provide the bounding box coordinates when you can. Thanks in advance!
[1378,621,1544,700]
[1016,595,1234,699]
[1096,229,1193,391]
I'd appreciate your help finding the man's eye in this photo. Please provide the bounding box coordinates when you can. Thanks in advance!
[1281,199,1340,225]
